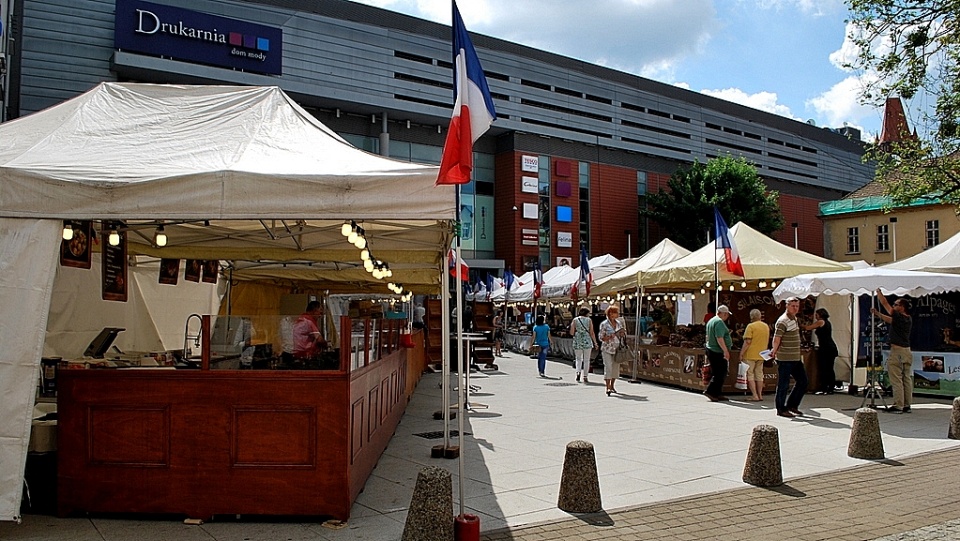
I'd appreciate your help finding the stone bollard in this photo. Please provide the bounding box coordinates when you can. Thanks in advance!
[742,424,783,487]
[848,407,885,459]
[949,397,960,439]
[401,466,454,541]
[557,440,602,513]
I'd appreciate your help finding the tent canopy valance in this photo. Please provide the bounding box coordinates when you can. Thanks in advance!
[638,222,851,290]
[590,238,691,297]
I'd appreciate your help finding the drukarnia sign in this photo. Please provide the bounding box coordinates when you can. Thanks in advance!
[115,0,282,75]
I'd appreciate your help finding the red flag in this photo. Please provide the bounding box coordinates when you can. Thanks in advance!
[714,207,744,276]
[448,249,469,281]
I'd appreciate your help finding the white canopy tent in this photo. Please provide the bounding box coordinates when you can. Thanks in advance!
[491,255,619,303]
[590,238,691,297]
[883,230,960,274]
[0,83,454,521]
[773,267,960,385]
[639,222,851,289]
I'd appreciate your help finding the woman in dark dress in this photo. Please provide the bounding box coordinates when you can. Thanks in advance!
[803,308,839,394]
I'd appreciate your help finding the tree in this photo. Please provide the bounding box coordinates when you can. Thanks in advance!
[845,0,960,207]
[643,155,784,250]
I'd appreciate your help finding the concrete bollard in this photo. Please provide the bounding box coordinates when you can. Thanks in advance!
[742,424,783,487]
[949,397,960,440]
[557,440,602,513]
[848,407,885,459]
[401,466,454,541]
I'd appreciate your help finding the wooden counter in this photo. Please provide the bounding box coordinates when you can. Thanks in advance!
[57,321,424,521]
[627,346,818,394]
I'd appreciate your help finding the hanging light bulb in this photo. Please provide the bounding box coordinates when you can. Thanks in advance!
[360,248,370,261]
[154,225,167,247]
[728,284,735,291]
[372,267,384,280]
[108,227,121,246]
[705,281,711,288]
[62,223,74,240]
[759,280,767,289]
[341,221,352,236]
[364,259,374,272]
[690,293,696,300]
[700,287,706,295]
[741,280,747,288]
[347,227,359,245]
[385,266,393,278]
[770,281,777,288]
[353,233,367,250]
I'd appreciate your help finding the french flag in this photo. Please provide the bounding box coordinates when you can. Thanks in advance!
[533,259,543,299]
[714,207,744,277]
[570,246,592,299]
[448,249,469,281]
[436,1,497,185]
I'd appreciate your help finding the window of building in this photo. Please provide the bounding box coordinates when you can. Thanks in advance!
[579,162,590,250]
[538,156,551,258]
[876,224,889,252]
[637,171,648,253]
[847,227,860,254]
[926,220,940,247]
[341,133,379,154]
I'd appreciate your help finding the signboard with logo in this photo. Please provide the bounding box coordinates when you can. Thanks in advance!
[520,176,538,194]
[115,0,283,75]
[521,229,538,246]
[557,231,572,248]
[521,155,539,173]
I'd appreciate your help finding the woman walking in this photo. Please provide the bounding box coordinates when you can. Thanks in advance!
[569,307,597,383]
[741,309,770,401]
[529,315,552,377]
[598,305,627,396]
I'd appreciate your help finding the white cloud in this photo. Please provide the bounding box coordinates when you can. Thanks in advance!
[700,88,799,120]
[807,76,879,140]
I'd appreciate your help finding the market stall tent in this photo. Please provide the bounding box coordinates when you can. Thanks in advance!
[639,222,852,289]
[0,83,454,521]
[883,230,960,274]
[590,238,691,297]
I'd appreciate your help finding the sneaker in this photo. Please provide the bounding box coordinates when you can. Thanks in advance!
[576,373,581,382]
[886,407,903,414]
[777,411,796,418]
[539,373,546,378]
[903,406,912,413]
[583,377,589,383]
[788,408,803,416]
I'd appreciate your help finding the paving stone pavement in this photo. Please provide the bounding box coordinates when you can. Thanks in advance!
[479,446,960,541]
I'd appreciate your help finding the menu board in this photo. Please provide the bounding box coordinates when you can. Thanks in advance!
[101,225,128,302]
[60,220,92,269]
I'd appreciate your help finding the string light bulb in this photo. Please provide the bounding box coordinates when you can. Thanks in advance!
[341,221,354,237]
[108,227,121,246]
[154,225,167,247]
[360,248,370,261]
[62,223,74,240]
[741,280,747,288]
[759,280,767,288]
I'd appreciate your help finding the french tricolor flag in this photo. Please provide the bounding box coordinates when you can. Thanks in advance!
[436,1,497,185]
[714,207,744,277]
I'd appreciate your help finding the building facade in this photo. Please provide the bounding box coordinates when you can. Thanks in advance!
[1,0,873,275]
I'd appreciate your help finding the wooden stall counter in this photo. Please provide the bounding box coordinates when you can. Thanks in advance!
[630,345,818,395]
[57,316,421,521]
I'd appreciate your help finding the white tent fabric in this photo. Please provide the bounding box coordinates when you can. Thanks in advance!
[590,239,691,297]
[46,255,221,358]
[883,230,960,274]
[639,222,851,289]
[772,267,960,302]
[0,83,450,220]
[492,255,619,302]
[0,83,454,521]
[0,219,60,519]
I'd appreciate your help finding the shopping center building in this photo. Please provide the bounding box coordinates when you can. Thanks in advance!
[0,0,873,274]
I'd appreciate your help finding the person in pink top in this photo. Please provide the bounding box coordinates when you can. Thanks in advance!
[293,300,326,360]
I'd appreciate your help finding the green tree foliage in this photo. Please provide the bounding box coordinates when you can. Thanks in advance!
[643,156,784,250]
[845,0,960,207]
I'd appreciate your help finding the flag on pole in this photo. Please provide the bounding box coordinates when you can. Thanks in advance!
[714,207,744,276]
[485,273,494,301]
[448,249,469,281]
[504,268,515,291]
[533,259,543,299]
[436,1,497,185]
[570,246,593,300]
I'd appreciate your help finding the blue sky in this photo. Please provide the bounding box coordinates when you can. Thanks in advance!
[351,0,887,141]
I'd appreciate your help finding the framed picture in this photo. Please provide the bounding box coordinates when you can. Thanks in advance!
[60,220,93,269]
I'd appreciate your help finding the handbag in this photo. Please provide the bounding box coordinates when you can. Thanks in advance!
[614,342,634,365]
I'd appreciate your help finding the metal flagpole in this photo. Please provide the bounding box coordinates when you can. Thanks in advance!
[441,253,451,451]
[455,186,466,517]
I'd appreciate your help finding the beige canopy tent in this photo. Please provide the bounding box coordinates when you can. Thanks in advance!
[639,222,852,289]
[590,238,691,297]
[883,229,960,274]
[0,83,455,521]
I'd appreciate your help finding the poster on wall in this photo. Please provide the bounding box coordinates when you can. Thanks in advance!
[474,195,495,253]
[60,220,93,269]
[460,195,475,250]
[201,260,220,284]
[159,258,180,285]
[101,225,127,302]
[184,259,202,282]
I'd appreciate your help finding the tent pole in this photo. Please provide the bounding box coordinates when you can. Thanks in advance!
[441,260,451,450]
[455,189,466,518]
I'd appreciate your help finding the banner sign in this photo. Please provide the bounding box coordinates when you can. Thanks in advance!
[115,0,283,75]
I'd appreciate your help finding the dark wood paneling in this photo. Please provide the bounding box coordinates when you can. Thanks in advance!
[232,406,315,467]
[87,405,170,467]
